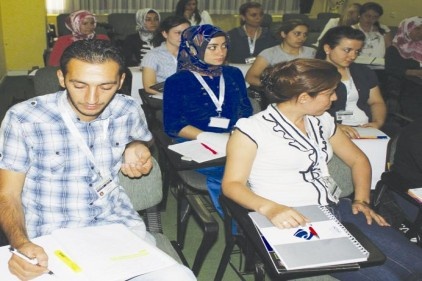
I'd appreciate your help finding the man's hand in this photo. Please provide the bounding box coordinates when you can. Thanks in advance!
[121,141,152,178]
[9,241,50,280]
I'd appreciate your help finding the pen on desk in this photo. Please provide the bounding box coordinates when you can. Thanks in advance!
[357,136,388,139]
[201,143,217,155]
[9,247,55,275]
[308,226,320,239]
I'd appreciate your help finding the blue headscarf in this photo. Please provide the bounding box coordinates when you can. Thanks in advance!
[177,24,229,77]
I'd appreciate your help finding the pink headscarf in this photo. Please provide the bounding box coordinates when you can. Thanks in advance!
[392,16,422,62]
[65,10,97,41]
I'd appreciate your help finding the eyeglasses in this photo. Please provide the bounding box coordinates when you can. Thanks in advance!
[341,47,361,56]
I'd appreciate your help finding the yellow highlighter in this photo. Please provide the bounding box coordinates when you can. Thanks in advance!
[54,250,82,272]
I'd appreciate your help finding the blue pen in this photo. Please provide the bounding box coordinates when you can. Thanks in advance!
[9,247,54,275]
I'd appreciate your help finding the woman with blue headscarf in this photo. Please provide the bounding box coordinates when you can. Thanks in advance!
[163,24,253,217]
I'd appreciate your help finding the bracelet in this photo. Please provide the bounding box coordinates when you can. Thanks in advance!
[353,199,370,207]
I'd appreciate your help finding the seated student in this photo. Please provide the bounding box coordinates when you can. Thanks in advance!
[245,19,315,87]
[314,3,361,47]
[385,16,422,120]
[163,24,252,217]
[141,16,190,95]
[175,0,213,26]
[316,26,386,138]
[223,58,422,281]
[0,39,196,281]
[121,8,160,67]
[48,10,109,66]
[351,2,392,58]
[227,2,277,64]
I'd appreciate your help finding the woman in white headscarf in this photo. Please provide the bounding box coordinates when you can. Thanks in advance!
[122,8,161,67]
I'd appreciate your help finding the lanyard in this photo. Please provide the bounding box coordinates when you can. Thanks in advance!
[243,25,259,55]
[192,72,225,116]
[59,93,109,178]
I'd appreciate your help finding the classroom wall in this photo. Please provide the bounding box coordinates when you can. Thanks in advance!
[0,1,7,79]
[0,0,46,77]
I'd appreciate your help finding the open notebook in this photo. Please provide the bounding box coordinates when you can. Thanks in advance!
[0,224,176,281]
[249,205,369,270]
[168,132,229,163]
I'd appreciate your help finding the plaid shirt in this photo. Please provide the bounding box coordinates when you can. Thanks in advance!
[0,91,152,238]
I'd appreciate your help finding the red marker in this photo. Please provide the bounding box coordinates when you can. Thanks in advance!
[201,143,217,155]
[309,226,320,239]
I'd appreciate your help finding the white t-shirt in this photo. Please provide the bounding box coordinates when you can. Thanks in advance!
[235,105,337,207]
[353,23,391,58]
[259,45,316,65]
[189,10,213,25]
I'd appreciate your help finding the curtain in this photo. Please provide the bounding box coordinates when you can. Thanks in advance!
[46,0,300,14]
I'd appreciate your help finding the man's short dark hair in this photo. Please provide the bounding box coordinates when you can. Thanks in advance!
[60,39,126,76]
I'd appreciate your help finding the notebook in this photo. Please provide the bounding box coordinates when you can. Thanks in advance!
[150,81,165,93]
[249,205,369,270]
[168,132,229,163]
[0,224,177,281]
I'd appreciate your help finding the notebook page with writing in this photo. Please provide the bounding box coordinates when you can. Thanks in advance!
[249,205,368,270]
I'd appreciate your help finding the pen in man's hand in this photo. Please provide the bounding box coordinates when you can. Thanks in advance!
[9,247,55,275]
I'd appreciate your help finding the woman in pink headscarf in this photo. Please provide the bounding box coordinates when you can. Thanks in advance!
[386,16,422,79]
[385,16,422,120]
[48,10,109,66]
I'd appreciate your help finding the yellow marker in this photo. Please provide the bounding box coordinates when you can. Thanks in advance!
[54,250,82,272]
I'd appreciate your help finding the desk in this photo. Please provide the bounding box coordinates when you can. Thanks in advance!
[215,196,386,281]
[352,128,389,190]
[129,66,143,104]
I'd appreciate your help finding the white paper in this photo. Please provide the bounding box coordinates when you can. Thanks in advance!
[0,224,176,281]
[168,133,229,163]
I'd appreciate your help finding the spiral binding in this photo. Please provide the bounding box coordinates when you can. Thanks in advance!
[319,205,370,256]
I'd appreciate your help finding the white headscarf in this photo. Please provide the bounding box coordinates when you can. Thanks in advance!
[135,8,161,42]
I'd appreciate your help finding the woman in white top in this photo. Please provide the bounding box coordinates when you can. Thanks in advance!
[352,2,392,58]
[246,19,315,87]
[314,3,361,47]
[222,58,422,281]
[141,16,190,95]
[175,0,213,26]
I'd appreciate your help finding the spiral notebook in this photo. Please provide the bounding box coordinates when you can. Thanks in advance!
[249,205,369,270]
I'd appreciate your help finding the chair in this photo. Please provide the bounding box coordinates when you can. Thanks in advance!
[107,13,136,43]
[137,89,220,275]
[119,157,189,264]
[372,135,422,246]
[151,127,220,276]
[33,66,61,97]
[214,154,354,281]
[282,13,309,22]
[316,12,340,23]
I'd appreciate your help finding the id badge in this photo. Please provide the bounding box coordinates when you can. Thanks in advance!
[335,110,353,121]
[209,117,230,129]
[245,56,256,64]
[94,176,118,199]
[323,176,341,203]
